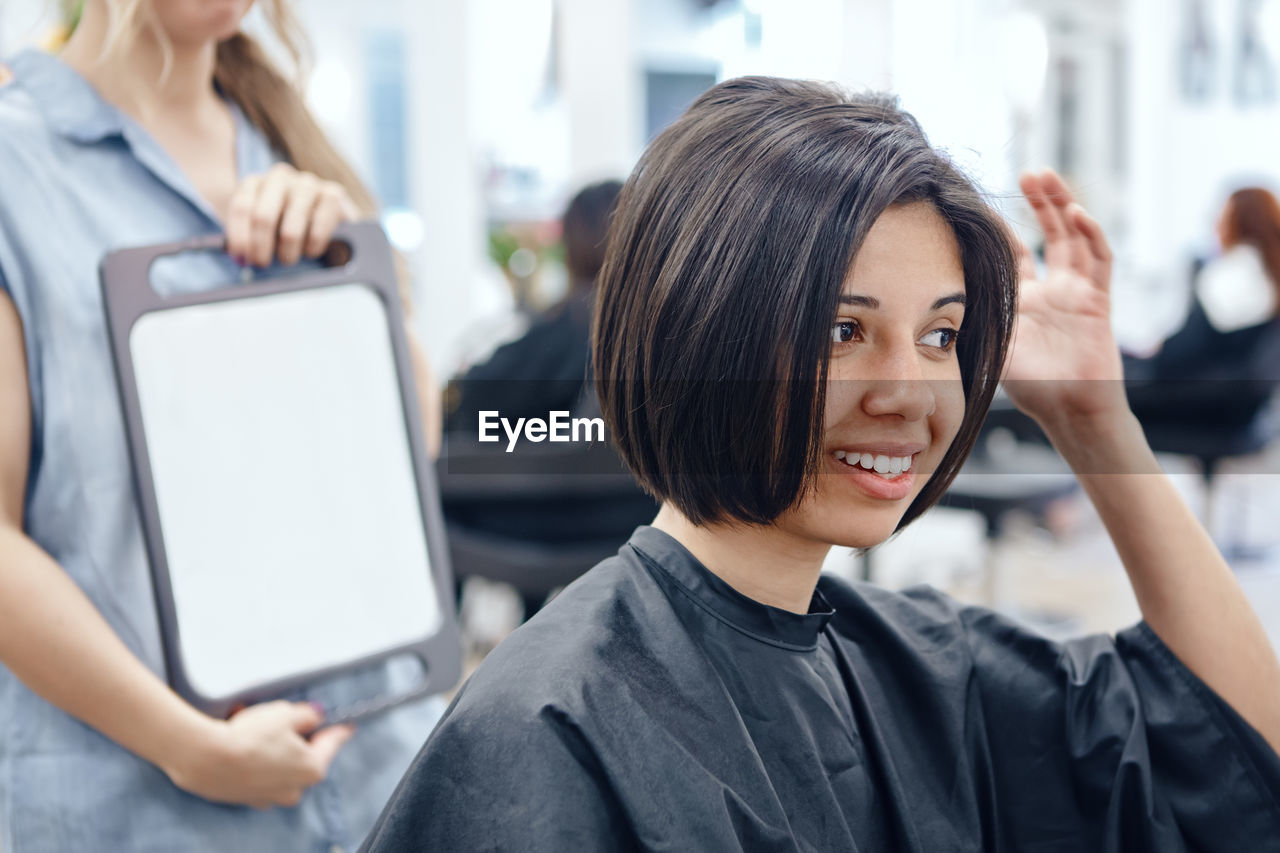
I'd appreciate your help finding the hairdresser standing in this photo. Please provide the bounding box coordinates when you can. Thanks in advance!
[0,1,442,850]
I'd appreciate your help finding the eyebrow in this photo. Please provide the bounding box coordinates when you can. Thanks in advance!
[839,293,966,311]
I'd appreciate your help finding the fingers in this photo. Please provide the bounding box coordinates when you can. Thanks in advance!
[1067,202,1114,292]
[1020,171,1068,267]
[276,173,321,266]
[1021,169,1108,285]
[224,166,356,268]
[1019,171,1068,269]
[284,700,325,735]
[256,723,352,809]
[303,183,348,259]
[307,723,357,774]
[247,164,294,267]
[224,174,263,265]
[1038,170,1092,274]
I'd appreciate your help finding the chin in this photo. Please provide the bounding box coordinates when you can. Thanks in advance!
[178,0,251,43]
[781,500,908,551]
[822,518,902,550]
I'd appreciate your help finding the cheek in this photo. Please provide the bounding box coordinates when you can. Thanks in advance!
[820,379,857,431]
[932,378,967,449]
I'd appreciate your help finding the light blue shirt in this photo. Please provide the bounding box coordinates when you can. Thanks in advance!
[0,49,442,852]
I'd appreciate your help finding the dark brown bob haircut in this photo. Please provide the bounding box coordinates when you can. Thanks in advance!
[592,76,1017,530]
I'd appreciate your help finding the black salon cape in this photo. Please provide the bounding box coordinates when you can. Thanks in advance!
[363,527,1280,852]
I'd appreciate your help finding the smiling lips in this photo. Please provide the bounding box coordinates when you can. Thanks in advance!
[830,446,926,501]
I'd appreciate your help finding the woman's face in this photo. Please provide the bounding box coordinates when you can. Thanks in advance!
[774,201,967,550]
[149,0,255,46]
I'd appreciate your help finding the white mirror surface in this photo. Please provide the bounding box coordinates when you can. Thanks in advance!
[130,283,440,699]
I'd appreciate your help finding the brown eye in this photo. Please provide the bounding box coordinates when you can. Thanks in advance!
[831,321,858,344]
[920,328,960,350]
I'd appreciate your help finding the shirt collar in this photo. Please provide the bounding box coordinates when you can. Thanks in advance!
[7,48,126,143]
[7,48,261,226]
[626,525,835,651]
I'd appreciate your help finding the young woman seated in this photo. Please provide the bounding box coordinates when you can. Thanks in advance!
[363,77,1280,852]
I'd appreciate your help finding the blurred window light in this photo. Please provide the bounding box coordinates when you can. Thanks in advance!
[383,207,425,253]
[1000,10,1050,113]
[507,247,539,279]
[306,61,353,127]
[751,0,842,80]
[1260,0,1280,55]
[366,29,409,209]
[472,0,556,125]
[469,0,563,220]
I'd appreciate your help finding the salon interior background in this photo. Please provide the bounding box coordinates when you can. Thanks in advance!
[2,0,1277,375]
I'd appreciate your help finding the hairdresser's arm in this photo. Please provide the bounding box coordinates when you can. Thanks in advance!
[225,164,441,458]
[0,289,352,808]
[1005,170,1280,754]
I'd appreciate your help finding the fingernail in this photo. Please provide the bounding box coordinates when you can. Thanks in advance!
[309,701,326,718]
[233,254,245,267]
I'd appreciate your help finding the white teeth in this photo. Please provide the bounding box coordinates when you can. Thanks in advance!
[836,451,915,478]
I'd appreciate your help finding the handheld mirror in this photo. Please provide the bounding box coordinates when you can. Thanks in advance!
[100,222,460,723]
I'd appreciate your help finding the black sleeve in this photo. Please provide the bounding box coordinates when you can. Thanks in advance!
[959,607,1280,852]
[360,699,636,852]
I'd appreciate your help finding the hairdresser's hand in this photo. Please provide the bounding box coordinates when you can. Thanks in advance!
[166,700,355,809]
[1002,169,1128,433]
[226,163,359,268]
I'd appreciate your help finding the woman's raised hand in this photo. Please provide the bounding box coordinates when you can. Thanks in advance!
[166,700,355,809]
[225,163,359,268]
[1002,169,1129,430]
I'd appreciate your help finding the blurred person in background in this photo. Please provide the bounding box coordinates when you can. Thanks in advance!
[439,180,652,613]
[444,179,623,432]
[0,1,442,849]
[1142,187,1280,377]
[1126,186,1280,427]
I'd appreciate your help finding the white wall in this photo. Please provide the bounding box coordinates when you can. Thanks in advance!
[562,0,640,185]
[0,1,56,57]
[839,0,895,90]
[274,0,493,373]
[889,0,1021,203]
[403,0,490,373]
[1128,0,1280,280]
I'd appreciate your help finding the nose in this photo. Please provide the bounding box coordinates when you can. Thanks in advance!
[857,344,936,422]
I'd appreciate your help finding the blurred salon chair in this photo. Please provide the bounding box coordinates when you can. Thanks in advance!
[976,377,1280,557]
[1124,377,1279,553]
[1122,298,1280,494]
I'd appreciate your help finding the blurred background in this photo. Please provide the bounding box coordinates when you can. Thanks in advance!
[5,0,1277,375]
[4,0,1280,649]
